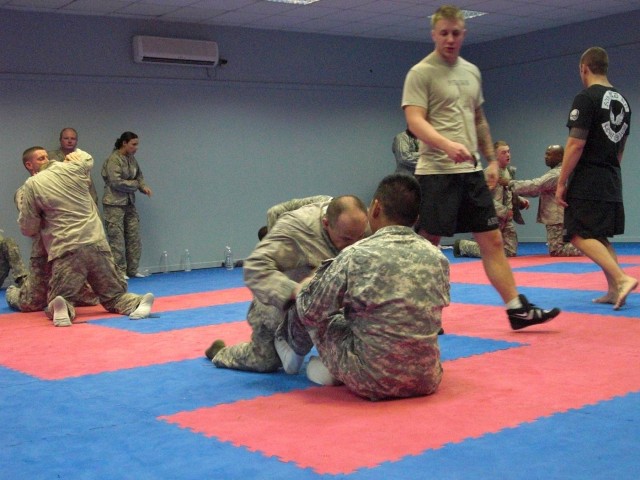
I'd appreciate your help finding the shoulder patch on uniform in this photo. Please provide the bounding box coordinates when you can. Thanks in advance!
[569,109,579,121]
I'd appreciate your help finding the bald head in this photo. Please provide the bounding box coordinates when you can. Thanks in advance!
[323,195,369,251]
[544,145,564,168]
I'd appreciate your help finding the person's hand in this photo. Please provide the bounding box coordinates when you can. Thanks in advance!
[485,161,499,189]
[64,149,89,163]
[141,186,153,197]
[555,183,568,208]
[519,198,530,210]
[444,141,473,164]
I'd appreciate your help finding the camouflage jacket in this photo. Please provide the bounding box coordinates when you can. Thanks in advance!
[19,151,105,261]
[101,151,147,206]
[244,201,338,311]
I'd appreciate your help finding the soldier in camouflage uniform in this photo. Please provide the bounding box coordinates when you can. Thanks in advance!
[101,132,152,279]
[0,230,27,288]
[508,145,582,257]
[6,152,99,312]
[18,147,154,326]
[392,127,420,175]
[47,127,100,206]
[206,195,369,373]
[454,141,528,258]
[278,174,449,400]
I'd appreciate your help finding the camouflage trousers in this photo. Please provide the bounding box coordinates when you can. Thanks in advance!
[212,299,287,373]
[0,236,28,287]
[103,204,141,277]
[458,220,518,258]
[46,241,143,320]
[6,255,99,312]
[288,304,442,401]
[547,224,582,257]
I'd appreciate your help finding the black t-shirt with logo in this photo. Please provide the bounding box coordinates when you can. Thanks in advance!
[566,84,631,202]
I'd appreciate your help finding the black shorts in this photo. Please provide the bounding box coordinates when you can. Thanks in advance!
[563,198,625,242]
[416,172,499,236]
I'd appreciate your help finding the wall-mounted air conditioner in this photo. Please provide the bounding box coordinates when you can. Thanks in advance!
[133,35,219,67]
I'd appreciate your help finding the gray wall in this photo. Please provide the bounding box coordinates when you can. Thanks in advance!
[1,9,639,273]
[470,11,640,242]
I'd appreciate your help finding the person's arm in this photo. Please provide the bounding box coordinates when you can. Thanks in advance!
[618,135,628,165]
[64,149,93,173]
[405,105,474,164]
[266,196,331,231]
[296,256,348,330]
[103,155,140,193]
[475,107,498,188]
[510,170,556,197]
[135,163,153,197]
[243,227,308,310]
[555,128,587,208]
[18,184,41,238]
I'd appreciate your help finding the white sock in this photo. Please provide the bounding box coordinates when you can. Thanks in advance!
[274,336,304,374]
[51,296,72,327]
[130,293,154,319]
[506,296,523,310]
[306,356,340,386]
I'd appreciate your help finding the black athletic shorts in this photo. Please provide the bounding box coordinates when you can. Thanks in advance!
[416,172,499,236]
[563,198,625,242]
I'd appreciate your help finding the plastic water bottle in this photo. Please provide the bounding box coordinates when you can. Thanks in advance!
[184,249,192,272]
[160,251,169,273]
[224,246,234,270]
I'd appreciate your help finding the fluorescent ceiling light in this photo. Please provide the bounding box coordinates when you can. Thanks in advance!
[430,10,487,22]
[266,0,320,4]
[462,10,487,20]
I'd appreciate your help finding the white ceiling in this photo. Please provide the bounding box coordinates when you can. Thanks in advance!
[2,0,640,44]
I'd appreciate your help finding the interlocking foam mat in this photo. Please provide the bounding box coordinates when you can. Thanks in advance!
[2,244,639,479]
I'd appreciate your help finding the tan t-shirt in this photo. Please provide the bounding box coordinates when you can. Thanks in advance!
[402,52,484,175]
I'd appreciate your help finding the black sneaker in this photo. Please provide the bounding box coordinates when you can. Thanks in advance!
[507,294,560,330]
[205,339,226,360]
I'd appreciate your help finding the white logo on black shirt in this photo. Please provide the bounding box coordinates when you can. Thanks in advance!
[601,90,630,143]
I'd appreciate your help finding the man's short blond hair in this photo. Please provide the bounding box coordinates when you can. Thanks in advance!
[431,5,464,28]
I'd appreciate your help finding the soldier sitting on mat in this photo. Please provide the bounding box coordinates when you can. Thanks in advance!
[275,174,449,400]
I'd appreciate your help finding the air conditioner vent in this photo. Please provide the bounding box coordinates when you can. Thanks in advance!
[133,35,219,67]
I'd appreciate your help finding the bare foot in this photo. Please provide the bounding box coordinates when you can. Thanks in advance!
[593,292,616,304]
[614,277,638,310]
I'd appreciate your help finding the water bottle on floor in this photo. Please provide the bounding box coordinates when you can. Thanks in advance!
[160,251,169,273]
[224,246,234,270]
[184,249,192,272]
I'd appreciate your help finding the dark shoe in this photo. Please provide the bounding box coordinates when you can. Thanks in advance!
[438,327,445,335]
[453,239,462,258]
[205,339,226,360]
[508,294,560,330]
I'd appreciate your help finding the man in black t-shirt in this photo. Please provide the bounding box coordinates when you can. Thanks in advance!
[556,46,636,310]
